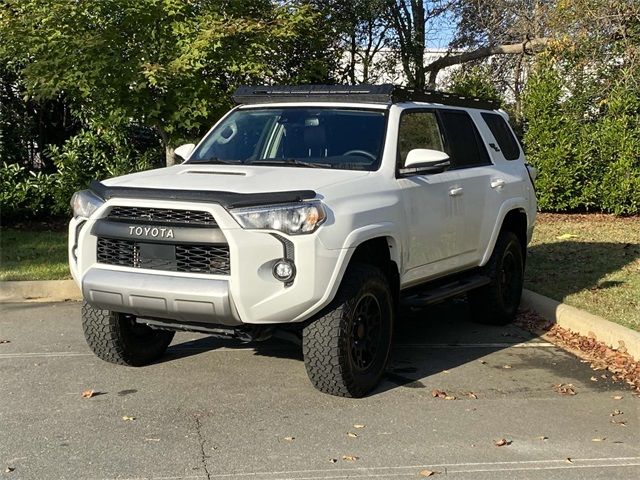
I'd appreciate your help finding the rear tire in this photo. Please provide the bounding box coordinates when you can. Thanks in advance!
[303,264,394,397]
[468,231,524,325]
[82,302,174,366]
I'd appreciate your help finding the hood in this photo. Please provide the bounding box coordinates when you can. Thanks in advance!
[102,164,370,194]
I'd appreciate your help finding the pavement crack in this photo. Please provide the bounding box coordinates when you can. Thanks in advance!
[194,415,211,480]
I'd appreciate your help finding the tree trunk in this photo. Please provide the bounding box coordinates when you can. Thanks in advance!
[155,123,176,167]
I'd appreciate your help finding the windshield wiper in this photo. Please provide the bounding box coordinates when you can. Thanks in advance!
[189,157,241,165]
[249,158,332,169]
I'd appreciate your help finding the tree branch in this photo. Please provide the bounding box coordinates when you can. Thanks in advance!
[425,37,550,89]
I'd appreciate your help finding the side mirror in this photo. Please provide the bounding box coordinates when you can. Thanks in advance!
[402,149,450,173]
[174,143,196,161]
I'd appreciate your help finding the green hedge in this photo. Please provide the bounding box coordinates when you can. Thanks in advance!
[523,61,640,215]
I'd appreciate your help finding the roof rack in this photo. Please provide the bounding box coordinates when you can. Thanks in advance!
[232,84,499,110]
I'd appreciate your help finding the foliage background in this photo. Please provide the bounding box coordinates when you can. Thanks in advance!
[1,0,638,221]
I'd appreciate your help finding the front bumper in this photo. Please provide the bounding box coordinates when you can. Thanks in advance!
[70,198,348,326]
[82,268,239,325]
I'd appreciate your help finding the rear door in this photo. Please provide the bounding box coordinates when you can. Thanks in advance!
[436,109,495,267]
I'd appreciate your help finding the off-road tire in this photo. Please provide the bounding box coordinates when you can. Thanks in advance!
[303,263,394,398]
[468,231,524,325]
[82,302,174,366]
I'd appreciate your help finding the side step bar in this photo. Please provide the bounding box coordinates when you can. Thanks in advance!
[402,275,490,308]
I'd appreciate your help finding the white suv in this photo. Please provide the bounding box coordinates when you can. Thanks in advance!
[69,85,536,397]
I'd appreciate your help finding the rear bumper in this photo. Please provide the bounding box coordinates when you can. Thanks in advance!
[82,268,241,326]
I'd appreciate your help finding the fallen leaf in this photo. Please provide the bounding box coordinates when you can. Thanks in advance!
[479,360,487,365]
[5,467,15,473]
[444,395,456,400]
[537,436,548,441]
[467,392,478,399]
[329,458,338,464]
[503,364,512,369]
[431,389,447,399]
[494,438,511,447]
[556,233,579,240]
[610,420,627,427]
[592,438,606,442]
[419,469,440,477]
[122,416,135,421]
[610,409,623,417]
[342,455,359,461]
[566,458,573,464]
[590,376,598,382]
[144,438,160,442]
[353,424,366,429]
[283,436,295,442]
[612,395,623,400]
[553,383,576,395]
[81,389,95,398]
[0,339,10,344]
[347,432,358,438]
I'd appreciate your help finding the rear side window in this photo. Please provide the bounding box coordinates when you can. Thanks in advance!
[397,111,444,164]
[481,112,521,160]
[439,110,491,169]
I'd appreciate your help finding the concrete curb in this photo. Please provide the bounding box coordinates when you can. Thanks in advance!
[521,289,640,361]
[0,279,81,303]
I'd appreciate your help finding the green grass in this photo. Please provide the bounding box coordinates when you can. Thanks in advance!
[526,213,640,332]
[1,227,70,281]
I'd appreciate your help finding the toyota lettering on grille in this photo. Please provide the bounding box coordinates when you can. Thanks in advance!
[128,226,175,239]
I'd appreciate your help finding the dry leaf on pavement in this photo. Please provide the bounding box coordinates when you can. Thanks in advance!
[537,436,548,441]
[329,458,338,464]
[353,424,366,429]
[81,389,95,398]
[5,467,15,473]
[610,409,623,417]
[553,383,576,395]
[467,392,478,399]
[610,420,627,427]
[419,469,440,477]
[347,432,358,438]
[566,458,574,464]
[444,395,456,400]
[503,364,512,369]
[590,376,598,382]
[431,389,447,399]
[283,436,295,442]
[122,416,135,421]
[592,438,606,442]
[494,439,511,446]
[342,455,359,461]
[612,395,623,400]
[0,339,10,344]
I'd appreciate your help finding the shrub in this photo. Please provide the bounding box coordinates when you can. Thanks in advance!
[0,162,55,221]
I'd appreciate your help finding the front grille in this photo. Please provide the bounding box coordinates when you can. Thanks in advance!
[96,237,230,275]
[107,206,217,226]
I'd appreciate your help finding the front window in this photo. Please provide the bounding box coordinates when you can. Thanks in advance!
[189,107,387,171]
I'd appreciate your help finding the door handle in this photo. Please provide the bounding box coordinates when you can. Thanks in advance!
[448,187,463,197]
[491,178,506,189]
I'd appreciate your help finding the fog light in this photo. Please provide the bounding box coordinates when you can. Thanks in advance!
[273,259,296,283]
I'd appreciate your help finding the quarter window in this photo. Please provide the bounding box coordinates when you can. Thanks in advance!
[398,111,444,165]
[481,112,521,160]
[439,110,491,169]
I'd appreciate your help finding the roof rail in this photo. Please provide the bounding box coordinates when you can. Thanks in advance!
[232,84,499,110]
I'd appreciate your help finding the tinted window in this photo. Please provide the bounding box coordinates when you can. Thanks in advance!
[481,112,521,160]
[398,111,444,164]
[439,110,491,169]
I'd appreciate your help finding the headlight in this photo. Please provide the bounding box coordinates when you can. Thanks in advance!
[70,190,104,219]
[230,201,326,235]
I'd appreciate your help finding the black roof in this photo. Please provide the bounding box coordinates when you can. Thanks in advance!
[232,84,499,110]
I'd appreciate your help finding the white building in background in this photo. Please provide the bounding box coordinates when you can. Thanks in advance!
[343,48,462,88]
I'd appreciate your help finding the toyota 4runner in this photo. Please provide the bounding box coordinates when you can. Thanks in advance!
[69,85,537,397]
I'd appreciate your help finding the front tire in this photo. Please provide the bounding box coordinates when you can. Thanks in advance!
[468,231,524,325]
[303,264,394,398]
[82,302,174,366]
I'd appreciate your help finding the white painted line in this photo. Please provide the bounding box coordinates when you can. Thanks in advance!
[192,457,640,479]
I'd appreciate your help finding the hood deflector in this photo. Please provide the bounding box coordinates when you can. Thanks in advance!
[89,181,316,209]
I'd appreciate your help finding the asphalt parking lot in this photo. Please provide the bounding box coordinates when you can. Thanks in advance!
[1,300,638,479]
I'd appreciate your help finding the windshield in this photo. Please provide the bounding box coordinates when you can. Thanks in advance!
[188,107,387,170]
